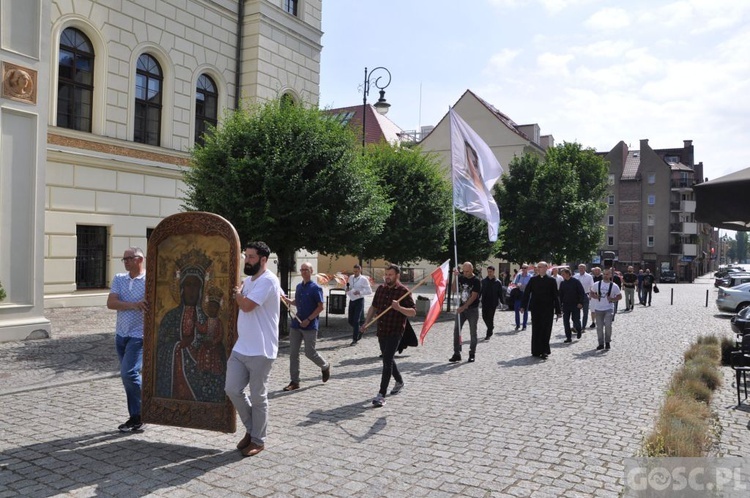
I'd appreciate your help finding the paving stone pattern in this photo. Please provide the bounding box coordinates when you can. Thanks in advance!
[0,275,747,497]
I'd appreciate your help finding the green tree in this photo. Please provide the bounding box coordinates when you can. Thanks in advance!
[183,100,390,331]
[357,143,452,265]
[495,142,608,264]
[737,232,748,264]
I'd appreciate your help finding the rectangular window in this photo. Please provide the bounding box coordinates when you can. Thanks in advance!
[647,236,654,247]
[648,173,656,184]
[647,214,655,226]
[608,215,614,226]
[608,174,615,185]
[608,195,615,205]
[648,195,656,205]
[76,225,107,289]
[607,236,614,246]
[284,0,298,16]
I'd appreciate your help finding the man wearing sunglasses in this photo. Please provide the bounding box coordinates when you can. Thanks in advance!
[107,247,147,432]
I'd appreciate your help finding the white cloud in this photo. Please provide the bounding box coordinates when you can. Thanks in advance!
[484,49,521,73]
[584,7,631,30]
[539,0,598,14]
[571,39,634,58]
[536,52,575,76]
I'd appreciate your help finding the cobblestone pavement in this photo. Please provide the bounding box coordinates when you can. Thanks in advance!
[1,275,748,497]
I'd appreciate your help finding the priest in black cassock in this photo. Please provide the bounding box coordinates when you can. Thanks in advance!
[520,262,561,359]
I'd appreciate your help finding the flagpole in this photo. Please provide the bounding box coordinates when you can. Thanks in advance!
[449,107,461,331]
[361,272,433,330]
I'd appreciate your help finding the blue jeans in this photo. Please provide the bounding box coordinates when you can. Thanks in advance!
[514,300,528,328]
[115,335,143,418]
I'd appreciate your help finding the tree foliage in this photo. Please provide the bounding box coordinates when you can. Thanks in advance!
[183,99,390,298]
[737,232,748,263]
[357,144,452,265]
[495,142,608,264]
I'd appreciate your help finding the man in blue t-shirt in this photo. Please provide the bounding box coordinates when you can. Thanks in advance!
[107,247,147,432]
[282,262,330,391]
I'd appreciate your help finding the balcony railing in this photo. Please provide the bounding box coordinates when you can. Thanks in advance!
[671,179,695,189]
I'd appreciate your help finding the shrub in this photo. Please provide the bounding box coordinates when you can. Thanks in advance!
[0,280,6,302]
[643,337,722,457]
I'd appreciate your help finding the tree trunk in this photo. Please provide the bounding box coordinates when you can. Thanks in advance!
[277,248,292,338]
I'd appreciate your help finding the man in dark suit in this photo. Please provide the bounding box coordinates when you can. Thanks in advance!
[520,262,561,359]
[480,266,503,340]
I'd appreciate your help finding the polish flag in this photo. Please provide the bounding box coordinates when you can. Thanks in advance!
[420,260,450,344]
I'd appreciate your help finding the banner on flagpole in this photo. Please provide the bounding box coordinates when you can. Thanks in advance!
[419,260,450,344]
[449,108,504,242]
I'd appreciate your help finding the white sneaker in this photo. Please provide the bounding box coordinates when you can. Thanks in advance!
[390,382,404,395]
[372,393,386,407]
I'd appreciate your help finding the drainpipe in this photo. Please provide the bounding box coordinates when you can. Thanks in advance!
[234,0,245,109]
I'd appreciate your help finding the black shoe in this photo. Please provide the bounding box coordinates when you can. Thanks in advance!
[576,330,582,339]
[449,353,461,363]
[521,326,526,331]
[540,354,548,360]
[350,340,358,346]
[118,416,143,432]
[589,323,596,329]
[485,332,493,340]
[605,342,611,350]
[467,354,475,363]
[515,325,519,331]
[596,345,604,351]
[563,338,572,343]
[322,365,331,383]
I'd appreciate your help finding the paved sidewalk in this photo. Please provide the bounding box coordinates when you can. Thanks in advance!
[0,275,747,497]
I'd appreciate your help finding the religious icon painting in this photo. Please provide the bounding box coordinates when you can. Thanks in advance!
[142,212,241,433]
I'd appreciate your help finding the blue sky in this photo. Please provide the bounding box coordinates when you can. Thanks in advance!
[319,0,750,180]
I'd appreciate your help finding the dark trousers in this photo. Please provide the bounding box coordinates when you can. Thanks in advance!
[562,307,581,340]
[514,300,528,328]
[348,298,365,342]
[643,287,653,305]
[530,311,554,356]
[378,333,403,396]
[580,295,590,328]
[482,305,497,336]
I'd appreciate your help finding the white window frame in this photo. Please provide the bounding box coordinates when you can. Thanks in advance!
[648,195,656,205]
[647,236,655,247]
[648,173,656,184]
[608,215,614,226]
[608,195,615,205]
[647,214,655,226]
[607,235,614,246]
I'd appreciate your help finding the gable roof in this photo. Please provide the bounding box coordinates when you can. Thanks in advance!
[421,89,545,153]
[324,104,404,145]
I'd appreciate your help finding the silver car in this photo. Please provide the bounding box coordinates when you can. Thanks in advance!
[716,282,750,313]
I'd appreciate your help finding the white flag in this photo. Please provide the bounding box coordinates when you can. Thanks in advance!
[449,108,503,241]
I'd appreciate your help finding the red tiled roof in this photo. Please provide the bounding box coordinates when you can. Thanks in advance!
[324,104,403,145]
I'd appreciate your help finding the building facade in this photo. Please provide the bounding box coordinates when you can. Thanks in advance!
[599,139,711,281]
[0,0,322,341]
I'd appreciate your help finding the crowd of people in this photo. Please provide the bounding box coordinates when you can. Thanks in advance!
[106,242,657,457]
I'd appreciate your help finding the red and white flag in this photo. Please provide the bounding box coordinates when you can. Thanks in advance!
[420,260,450,344]
[450,107,504,242]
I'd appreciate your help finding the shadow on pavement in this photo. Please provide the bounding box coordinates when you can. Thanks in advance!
[0,431,238,496]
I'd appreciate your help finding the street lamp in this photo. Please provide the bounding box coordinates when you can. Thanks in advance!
[361,66,391,150]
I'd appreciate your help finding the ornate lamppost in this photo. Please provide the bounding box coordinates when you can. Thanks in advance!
[361,66,391,150]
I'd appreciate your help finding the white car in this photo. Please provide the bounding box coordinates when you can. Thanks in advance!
[716,282,750,313]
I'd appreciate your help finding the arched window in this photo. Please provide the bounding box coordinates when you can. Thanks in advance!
[58,27,94,132]
[195,74,218,146]
[134,54,162,145]
[280,92,296,108]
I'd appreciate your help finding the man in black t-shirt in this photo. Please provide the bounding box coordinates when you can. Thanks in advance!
[449,262,481,363]
[480,266,503,340]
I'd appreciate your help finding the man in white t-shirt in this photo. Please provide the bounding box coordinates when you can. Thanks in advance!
[225,241,282,457]
[588,268,622,351]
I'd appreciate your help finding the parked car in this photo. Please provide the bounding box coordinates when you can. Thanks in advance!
[731,306,750,335]
[716,282,750,313]
[724,274,750,288]
[714,268,745,287]
[660,270,677,283]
